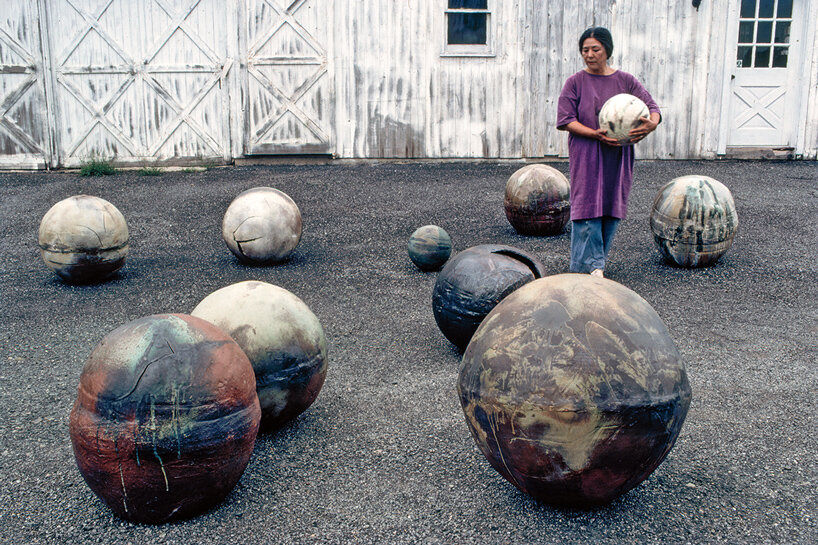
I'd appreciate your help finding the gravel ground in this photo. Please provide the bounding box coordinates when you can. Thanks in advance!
[0,160,815,545]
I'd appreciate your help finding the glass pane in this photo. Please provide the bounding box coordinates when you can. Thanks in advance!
[755,46,771,67]
[756,21,773,42]
[449,0,488,8]
[737,46,753,67]
[774,21,790,43]
[739,21,755,43]
[772,46,788,67]
[448,13,487,44]
[740,0,756,18]
[777,0,793,18]
[758,0,774,17]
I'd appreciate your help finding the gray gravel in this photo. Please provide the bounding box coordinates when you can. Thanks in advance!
[0,160,816,544]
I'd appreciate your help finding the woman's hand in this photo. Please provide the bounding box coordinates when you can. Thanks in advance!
[594,128,622,147]
[628,114,660,143]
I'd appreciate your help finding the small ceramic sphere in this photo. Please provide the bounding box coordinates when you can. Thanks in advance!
[408,225,452,271]
[38,195,129,283]
[432,244,546,350]
[504,164,570,236]
[222,187,302,263]
[598,93,649,144]
[69,314,261,523]
[191,281,328,430]
[650,175,739,268]
[459,274,692,507]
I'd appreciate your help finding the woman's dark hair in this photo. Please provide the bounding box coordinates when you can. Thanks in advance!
[579,27,613,58]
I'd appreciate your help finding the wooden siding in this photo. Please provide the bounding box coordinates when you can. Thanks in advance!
[0,0,815,167]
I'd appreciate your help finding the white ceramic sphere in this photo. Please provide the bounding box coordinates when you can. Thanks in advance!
[598,93,650,144]
[38,195,129,283]
[222,187,302,263]
[191,280,328,430]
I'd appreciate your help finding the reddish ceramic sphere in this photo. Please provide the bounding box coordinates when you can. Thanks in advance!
[504,164,570,236]
[459,274,691,507]
[69,314,261,523]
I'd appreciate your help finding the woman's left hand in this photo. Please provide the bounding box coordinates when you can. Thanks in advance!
[628,116,659,143]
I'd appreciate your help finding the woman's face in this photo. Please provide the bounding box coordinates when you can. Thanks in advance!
[581,37,608,70]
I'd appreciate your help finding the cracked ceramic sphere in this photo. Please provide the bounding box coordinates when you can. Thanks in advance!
[459,274,692,507]
[408,225,452,271]
[69,314,261,523]
[38,195,129,283]
[598,93,649,144]
[504,164,570,236]
[432,244,546,351]
[222,187,302,263]
[192,281,328,431]
[650,175,739,267]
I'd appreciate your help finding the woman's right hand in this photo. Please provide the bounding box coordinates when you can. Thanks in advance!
[594,129,621,146]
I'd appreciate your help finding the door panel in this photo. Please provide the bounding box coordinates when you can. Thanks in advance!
[245,0,332,154]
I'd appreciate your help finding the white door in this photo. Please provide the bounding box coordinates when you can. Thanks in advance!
[724,0,801,148]
[244,0,333,155]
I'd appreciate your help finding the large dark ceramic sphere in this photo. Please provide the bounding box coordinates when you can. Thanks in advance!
[69,314,261,523]
[432,244,545,350]
[504,164,570,236]
[192,281,328,431]
[650,175,739,267]
[459,274,692,507]
[38,195,129,283]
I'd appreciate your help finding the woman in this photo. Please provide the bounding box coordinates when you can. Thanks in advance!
[557,27,661,278]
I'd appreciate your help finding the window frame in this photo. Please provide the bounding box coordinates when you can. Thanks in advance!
[441,2,495,58]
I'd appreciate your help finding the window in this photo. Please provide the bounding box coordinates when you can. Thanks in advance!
[736,0,792,68]
[443,0,494,57]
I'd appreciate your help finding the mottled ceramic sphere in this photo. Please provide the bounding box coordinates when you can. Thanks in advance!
[650,175,739,268]
[38,195,129,283]
[504,164,571,236]
[432,244,546,350]
[69,314,261,523]
[459,274,692,507]
[408,225,452,271]
[222,187,302,263]
[192,281,327,430]
[598,93,649,144]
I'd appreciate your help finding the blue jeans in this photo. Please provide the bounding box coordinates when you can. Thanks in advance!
[570,217,621,273]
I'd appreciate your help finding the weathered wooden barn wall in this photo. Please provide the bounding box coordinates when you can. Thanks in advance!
[0,0,816,167]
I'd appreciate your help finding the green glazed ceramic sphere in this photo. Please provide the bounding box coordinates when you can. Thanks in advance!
[459,274,692,507]
[192,281,328,430]
[650,175,739,268]
[408,225,452,271]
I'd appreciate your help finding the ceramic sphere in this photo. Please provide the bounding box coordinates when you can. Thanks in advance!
[650,175,739,268]
[459,274,692,507]
[598,93,649,144]
[504,164,570,236]
[222,187,302,263]
[432,244,546,350]
[69,314,261,523]
[192,281,328,430]
[38,195,129,283]
[408,225,452,271]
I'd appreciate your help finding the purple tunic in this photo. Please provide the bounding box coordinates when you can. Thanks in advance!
[557,70,660,220]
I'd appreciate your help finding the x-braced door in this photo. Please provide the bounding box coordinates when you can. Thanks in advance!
[244,0,333,154]
[45,0,232,166]
[0,1,52,169]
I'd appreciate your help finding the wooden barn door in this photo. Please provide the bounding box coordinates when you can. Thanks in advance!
[244,0,333,155]
[721,0,804,149]
[43,0,233,166]
[0,1,52,169]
